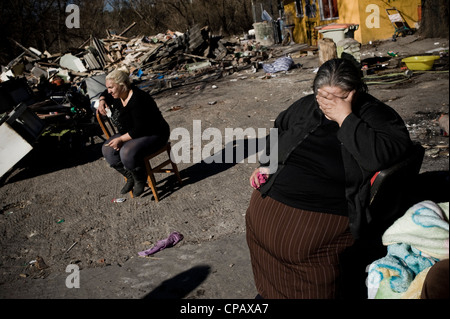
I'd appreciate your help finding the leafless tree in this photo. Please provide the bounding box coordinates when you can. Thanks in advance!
[4,0,445,66]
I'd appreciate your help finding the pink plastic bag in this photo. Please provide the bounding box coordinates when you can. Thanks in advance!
[138,232,184,257]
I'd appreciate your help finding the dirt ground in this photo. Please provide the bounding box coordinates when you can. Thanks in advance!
[0,34,448,301]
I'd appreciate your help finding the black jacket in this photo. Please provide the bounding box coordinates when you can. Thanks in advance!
[102,87,170,139]
[259,93,413,239]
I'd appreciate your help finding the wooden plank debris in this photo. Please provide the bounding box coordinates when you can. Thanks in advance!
[1,24,310,99]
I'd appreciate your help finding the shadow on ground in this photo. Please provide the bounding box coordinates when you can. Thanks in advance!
[144,265,211,299]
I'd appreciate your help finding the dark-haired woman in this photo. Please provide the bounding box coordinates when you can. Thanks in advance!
[246,58,413,299]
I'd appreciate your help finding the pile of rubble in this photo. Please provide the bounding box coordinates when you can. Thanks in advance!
[1,24,279,97]
[1,23,299,179]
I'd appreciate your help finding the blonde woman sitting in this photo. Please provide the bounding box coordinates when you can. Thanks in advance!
[97,68,170,197]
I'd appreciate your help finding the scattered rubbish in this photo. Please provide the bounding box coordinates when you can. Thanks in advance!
[212,85,218,89]
[30,256,49,270]
[56,219,65,224]
[65,241,78,254]
[387,51,399,57]
[168,106,183,112]
[28,231,38,238]
[425,148,440,158]
[262,56,295,74]
[425,47,449,57]
[208,101,217,105]
[336,38,361,63]
[112,198,126,203]
[19,256,50,279]
[60,53,88,73]
[138,231,184,257]
[361,56,393,75]
[186,61,212,72]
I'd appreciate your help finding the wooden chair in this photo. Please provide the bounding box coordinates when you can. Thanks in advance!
[96,112,182,202]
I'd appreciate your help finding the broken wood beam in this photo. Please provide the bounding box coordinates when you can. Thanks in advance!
[6,52,25,70]
[183,53,211,61]
[119,22,137,37]
[111,34,130,41]
[8,38,40,59]
[78,36,91,49]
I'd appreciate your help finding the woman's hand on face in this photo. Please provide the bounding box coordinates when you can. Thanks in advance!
[316,86,355,126]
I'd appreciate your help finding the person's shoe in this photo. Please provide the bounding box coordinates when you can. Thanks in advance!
[131,167,147,197]
[111,163,135,194]
[120,174,134,194]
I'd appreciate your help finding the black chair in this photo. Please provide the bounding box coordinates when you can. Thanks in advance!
[340,142,425,299]
[368,142,425,235]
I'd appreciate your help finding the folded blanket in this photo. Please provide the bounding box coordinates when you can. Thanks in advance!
[373,267,432,299]
[401,267,432,299]
[368,243,437,298]
[383,201,449,260]
[367,201,449,299]
[368,255,412,299]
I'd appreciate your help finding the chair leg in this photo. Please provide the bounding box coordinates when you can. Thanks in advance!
[147,173,160,202]
[128,144,182,202]
[144,158,160,202]
[173,162,182,185]
[167,146,182,185]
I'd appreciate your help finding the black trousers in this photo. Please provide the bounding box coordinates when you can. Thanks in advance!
[102,133,168,170]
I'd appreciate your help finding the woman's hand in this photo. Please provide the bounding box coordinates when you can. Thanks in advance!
[316,86,355,126]
[250,167,270,189]
[97,99,109,116]
[107,137,123,151]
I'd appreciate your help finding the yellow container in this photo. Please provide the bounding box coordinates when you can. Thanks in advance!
[402,56,440,71]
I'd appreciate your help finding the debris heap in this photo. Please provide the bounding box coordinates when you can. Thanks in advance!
[1,24,278,97]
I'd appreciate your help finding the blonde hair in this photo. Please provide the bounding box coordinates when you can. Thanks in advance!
[106,66,131,89]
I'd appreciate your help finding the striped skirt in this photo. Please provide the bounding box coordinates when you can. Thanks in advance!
[245,190,355,299]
